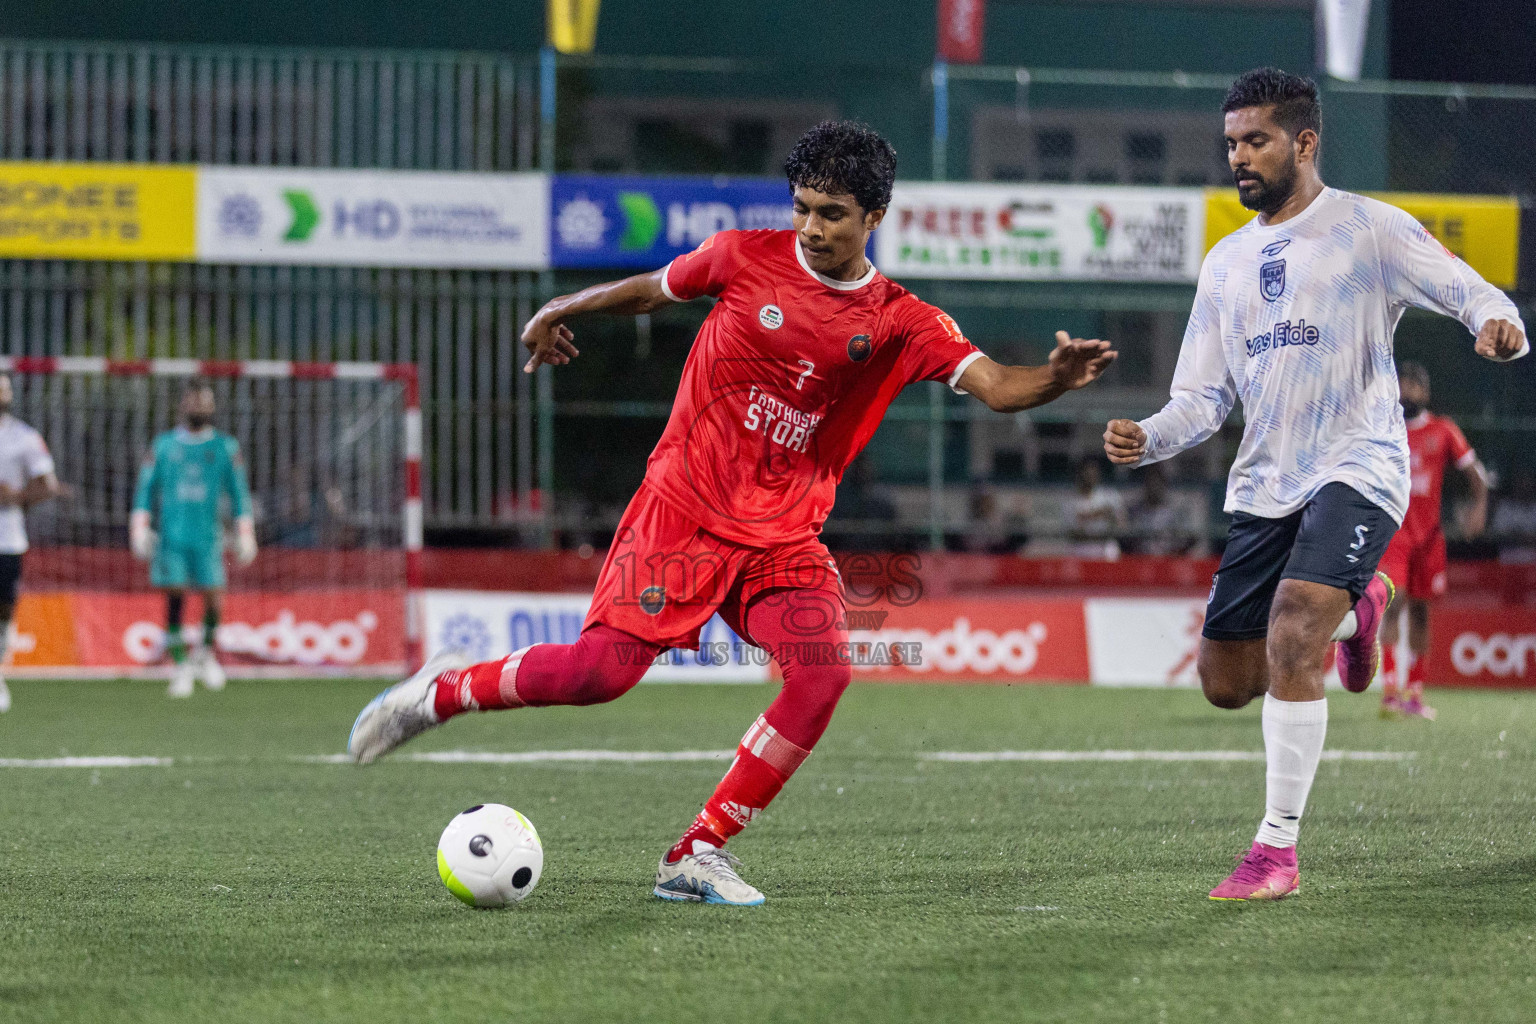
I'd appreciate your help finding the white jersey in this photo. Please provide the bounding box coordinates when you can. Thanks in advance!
[1138,187,1525,524]
[0,414,55,554]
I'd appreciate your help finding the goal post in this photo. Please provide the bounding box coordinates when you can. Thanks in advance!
[0,356,421,678]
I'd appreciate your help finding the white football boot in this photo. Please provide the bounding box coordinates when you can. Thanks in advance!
[196,648,227,692]
[654,842,766,906]
[348,649,468,764]
[167,661,196,698]
[0,674,11,712]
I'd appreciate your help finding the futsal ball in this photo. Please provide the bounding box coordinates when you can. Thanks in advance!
[436,803,543,907]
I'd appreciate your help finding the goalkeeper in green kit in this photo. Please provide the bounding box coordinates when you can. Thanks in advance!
[131,381,256,698]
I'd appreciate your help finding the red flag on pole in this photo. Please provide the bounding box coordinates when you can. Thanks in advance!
[937,0,986,64]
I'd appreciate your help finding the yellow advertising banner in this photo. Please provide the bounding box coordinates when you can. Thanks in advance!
[548,0,602,53]
[1205,189,1520,289]
[0,162,196,261]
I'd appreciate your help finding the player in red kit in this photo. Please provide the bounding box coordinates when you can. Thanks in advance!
[1376,362,1488,719]
[348,121,1117,904]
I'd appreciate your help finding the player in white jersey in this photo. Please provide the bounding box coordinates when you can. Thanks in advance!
[1104,69,1527,901]
[0,373,62,712]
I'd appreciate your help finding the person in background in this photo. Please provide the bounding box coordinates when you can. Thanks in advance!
[0,373,61,712]
[1376,362,1488,720]
[1066,456,1126,557]
[1489,468,1536,560]
[1126,463,1197,556]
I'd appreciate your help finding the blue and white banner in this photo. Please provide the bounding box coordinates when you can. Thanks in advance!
[197,168,550,268]
[420,590,770,684]
[550,175,793,268]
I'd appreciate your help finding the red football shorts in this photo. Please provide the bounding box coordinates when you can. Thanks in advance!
[1377,522,1447,601]
[585,482,845,649]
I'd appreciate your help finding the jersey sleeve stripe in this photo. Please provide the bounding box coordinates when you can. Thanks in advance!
[1455,449,1478,470]
[946,350,985,394]
[659,259,684,303]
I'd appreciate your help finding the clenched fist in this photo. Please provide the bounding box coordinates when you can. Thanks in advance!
[1104,419,1147,465]
[1475,319,1527,362]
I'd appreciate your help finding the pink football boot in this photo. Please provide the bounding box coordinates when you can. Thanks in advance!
[1336,571,1395,693]
[1209,841,1300,901]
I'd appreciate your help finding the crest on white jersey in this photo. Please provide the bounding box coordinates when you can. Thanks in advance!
[1260,259,1286,302]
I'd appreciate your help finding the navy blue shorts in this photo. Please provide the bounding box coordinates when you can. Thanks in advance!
[1202,482,1398,642]
[0,553,19,609]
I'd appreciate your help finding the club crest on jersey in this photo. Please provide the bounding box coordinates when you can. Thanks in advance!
[847,334,872,362]
[1259,259,1285,302]
[758,304,784,330]
[639,586,666,615]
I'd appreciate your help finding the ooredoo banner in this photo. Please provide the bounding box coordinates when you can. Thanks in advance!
[849,597,1089,682]
[197,167,550,268]
[876,182,1205,282]
[8,589,404,676]
[1421,607,1536,688]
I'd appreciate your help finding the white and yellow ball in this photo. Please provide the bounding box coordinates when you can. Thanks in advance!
[436,803,543,907]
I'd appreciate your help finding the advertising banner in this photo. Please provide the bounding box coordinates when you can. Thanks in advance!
[551,174,793,268]
[8,589,404,675]
[875,182,1205,282]
[1421,607,1536,688]
[1204,189,1519,289]
[1085,597,1340,689]
[848,597,1089,682]
[420,590,769,683]
[197,167,549,268]
[0,162,196,261]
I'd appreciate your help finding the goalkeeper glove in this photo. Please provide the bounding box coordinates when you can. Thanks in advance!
[235,516,258,567]
[129,511,157,561]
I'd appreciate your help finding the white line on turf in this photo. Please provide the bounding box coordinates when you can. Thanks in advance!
[0,756,174,768]
[293,750,736,764]
[0,749,1417,767]
[920,750,1415,762]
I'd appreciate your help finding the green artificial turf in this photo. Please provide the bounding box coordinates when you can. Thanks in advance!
[0,679,1532,1023]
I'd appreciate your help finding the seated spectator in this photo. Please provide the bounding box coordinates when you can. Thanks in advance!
[1490,468,1536,562]
[963,484,1028,554]
[1064,456,1126,559]
[1066,456,1126,539]
[1125,463,1198,556]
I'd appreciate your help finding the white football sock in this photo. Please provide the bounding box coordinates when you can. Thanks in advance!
[1329,608,1357,642]
[1255,693,1328,849]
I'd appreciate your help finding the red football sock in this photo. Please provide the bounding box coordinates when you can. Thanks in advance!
[1406,653,1427,699]
[432,624,662,720]
[1381,645,1398,696]
[666,716,809,863]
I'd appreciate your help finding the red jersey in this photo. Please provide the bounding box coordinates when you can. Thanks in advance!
[1400,411,1476,537]
[646,229,982,547]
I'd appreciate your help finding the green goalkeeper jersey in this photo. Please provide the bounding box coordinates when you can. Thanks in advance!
[132,427,253,549]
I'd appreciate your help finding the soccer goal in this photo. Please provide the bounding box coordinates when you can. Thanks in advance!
[0,356,421,679]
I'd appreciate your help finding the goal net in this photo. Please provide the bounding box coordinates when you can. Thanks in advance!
[1,357,420,678]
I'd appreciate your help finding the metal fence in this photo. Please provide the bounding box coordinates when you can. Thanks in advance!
[0,40,1533,548]
[0,41,547,533]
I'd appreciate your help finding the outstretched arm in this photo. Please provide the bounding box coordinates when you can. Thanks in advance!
[956,332,1116,413]
[520,268,674,373]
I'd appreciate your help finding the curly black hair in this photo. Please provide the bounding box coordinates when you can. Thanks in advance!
[1222,67,1322,139]
[783,120,896,214]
